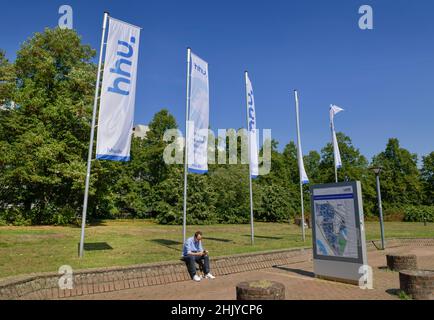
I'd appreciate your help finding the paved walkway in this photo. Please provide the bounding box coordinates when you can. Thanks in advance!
[69,244,434,300]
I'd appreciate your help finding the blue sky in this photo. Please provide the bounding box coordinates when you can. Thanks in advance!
[1,0,433,162]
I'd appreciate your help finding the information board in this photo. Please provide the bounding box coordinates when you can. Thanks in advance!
[310,181,368,284]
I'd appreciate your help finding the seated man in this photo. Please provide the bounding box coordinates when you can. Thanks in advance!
[182,231,215,282]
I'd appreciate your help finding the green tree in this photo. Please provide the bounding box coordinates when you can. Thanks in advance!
[108,137,152,218]
[0,50,15,105]
[254,140,299,221]
[1,28,432,227]
[421,152,434,205]
[303,151,321,184]
[319,133,368,182]
[152,166,184,224]
[141,109,185,223]
[144,109,178,185]
[319,133,376,214]
[0,28,98,224]
[256,184,298,222]
[282,141,301,186]
[185,174,218,224]
[371,138,423,208]
[209,165,250,224]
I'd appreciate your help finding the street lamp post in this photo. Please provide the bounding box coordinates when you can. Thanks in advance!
[371,166,386,250]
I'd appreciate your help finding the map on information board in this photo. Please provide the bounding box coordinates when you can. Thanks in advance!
[313,185,359,259]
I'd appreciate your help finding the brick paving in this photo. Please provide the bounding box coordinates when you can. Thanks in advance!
[67,243,434,300]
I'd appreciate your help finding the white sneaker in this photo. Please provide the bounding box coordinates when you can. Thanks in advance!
[205,273,215,279]
[193,274,201,282]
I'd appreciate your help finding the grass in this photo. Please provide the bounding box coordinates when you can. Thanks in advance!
[398,290,412,300]
[0,220,433,279]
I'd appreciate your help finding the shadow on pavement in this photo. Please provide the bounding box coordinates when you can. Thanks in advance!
[385,288,401,297]
[272,265,315,278]
[378,266,392,270]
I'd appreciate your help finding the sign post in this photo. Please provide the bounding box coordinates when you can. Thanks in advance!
[310,181,368,285]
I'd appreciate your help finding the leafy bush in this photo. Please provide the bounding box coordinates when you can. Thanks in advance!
[403,205,434,222]
[155,203,181,225]
[51,205,79,226]
[398,290,412,300]
[255,185,298,223]
[0,207,31,226]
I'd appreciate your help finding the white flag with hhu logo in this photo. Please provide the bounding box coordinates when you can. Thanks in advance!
[294,91,309,185]
[96,17,141,161]
[245,73,259,178]
[330,104,344,169]
[187,52,209,174]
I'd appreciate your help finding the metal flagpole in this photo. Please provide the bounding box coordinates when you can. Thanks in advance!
[375,173,386,250]
[331,115,338,183]
[245,71,254,246]
[294,90,306,242]
[79,12,109,258]
[182,48,192,244]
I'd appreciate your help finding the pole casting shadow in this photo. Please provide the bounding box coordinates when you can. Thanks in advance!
[78,242,113,251]
[272,265,315,278]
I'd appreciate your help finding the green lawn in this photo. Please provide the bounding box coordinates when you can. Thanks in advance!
[0,220,432,279]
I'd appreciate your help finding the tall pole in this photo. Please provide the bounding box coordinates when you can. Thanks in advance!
[182,48,192,244]
[245,71,254,245]
[294,90,306,242]
[331,119,338,183]
[79,12,109,258]
[375,173,386,250]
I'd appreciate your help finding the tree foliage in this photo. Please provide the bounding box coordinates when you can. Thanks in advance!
[0,28,432,225]
[421,152,434,205]
[371,138,424,208]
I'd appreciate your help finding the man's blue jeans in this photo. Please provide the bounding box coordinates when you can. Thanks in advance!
[183,255,210,279]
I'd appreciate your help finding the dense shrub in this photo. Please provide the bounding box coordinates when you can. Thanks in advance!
[403,205,434,222]
[255,185,298,223]
[0,207,32,226]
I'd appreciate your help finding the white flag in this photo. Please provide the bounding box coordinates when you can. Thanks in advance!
[299,158,309,184]
[330,104,344,122]
[245,73,259,178]
[330,104,344,169]
[187,52,209,174]
[295,91,309,184]
[96,17,141,161]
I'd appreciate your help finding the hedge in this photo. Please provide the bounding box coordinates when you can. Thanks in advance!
[403,205,434,223]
